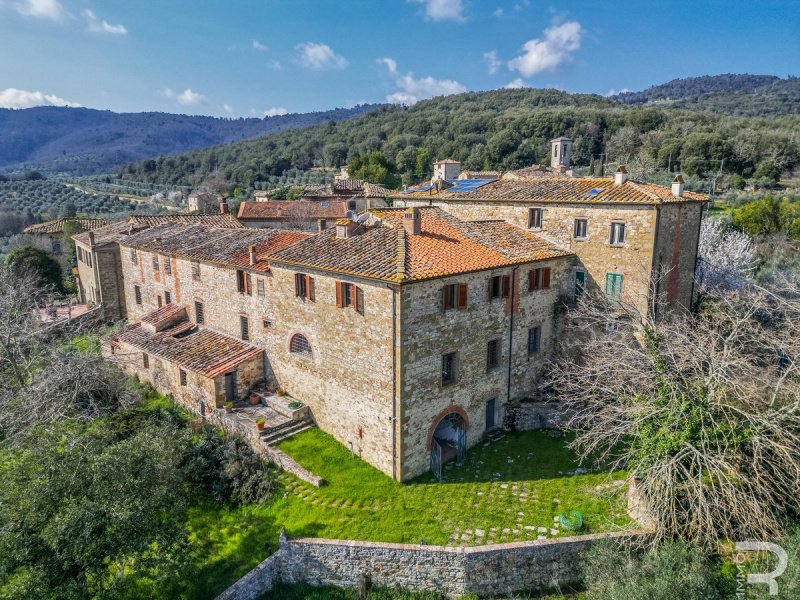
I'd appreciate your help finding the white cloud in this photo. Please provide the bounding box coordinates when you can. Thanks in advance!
[163,88,205,106]
[484,51,501,75]
[492,7,504,17]
[83,9,127,34]
[252,39,267,51]
[377,57,466,105]
[296,42,347,70]
[223,103,233,113]
[508,21,583,78]
[263,107,288,117]
[408,0,464,22]
[0,87,81,108]
[14,0,64,21]
[505,78,527,89]
[605,88,630,97]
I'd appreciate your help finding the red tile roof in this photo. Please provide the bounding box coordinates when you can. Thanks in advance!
[397,177,707,205]
[268,207,573,283]
[24,217,108,235]
[112,306,263,378]
[237,200,348,221]
[128,213,243,228]
[119,223,311,272]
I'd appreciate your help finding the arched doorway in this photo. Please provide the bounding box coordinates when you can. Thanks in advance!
[429,411,468,481]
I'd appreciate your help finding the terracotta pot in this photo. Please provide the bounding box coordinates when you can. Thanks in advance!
[224,406,233,414]
[256,421,266,431]
[249,393,261,405]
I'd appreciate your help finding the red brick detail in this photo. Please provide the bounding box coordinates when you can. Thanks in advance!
[426,405,470,450]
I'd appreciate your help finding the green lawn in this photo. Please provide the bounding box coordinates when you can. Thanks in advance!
[185,428,630,598]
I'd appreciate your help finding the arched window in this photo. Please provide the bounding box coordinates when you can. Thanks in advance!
[289,334,312,357]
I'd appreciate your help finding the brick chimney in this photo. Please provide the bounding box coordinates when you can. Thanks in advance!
[403,208,421,235]
[672,175,685,197]
[614,165,628,185]
[88,231,96,247]
[248,245,257,266]
[219,201,230,215]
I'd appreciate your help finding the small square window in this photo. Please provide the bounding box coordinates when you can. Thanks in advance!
[262,319,273,329]
[573,218,588,239]
[441,352,457,385]
[134,285,142,305]
[179,369,187,386]
[528,207,543,229]
[610,222,626,245]
[443,283,457,310]
[489,275,509,300]
[164,291,172,304]
[142,353,149,368]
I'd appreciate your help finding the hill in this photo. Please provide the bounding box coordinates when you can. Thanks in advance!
[118,86,799,190]
[614,74,800,116]
[0,104,380,175]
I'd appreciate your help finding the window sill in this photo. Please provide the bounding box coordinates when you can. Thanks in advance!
[572,237,588,242]
[609,243,626,248]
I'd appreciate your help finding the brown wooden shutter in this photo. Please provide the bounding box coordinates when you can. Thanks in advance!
[335,282,344,307]
[294,273,302,297]
[306,275,315,301]
[442,285,450,311]
[502,274,511,298]
[457,283,468,309]
[542,267,551,289]
[245,273,252,296]
[355,286,364,314]
[528,269,535,292]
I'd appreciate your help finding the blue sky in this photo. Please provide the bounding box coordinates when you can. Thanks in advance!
[0,0,797,117]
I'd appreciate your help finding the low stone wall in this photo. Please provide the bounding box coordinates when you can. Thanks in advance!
[512,400,573,430]
[263,446,325,487]
[216,530,649,600]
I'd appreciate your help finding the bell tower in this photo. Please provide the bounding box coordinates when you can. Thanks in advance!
[550,136,572,169]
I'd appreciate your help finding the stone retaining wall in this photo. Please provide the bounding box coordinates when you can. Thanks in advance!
[511,400,573,430]
[263,446,324,487]
[215,530,649,600]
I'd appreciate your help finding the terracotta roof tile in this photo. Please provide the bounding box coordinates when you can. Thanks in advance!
[119,223,311,272]
[397,177,707,205]
[268,207,572,283]
[237,200,348,221]
[24,217,107,235]
[113,306,263,378]
[128,214,244,228]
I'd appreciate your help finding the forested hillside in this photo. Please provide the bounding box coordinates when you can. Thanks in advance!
[118,86,799,190]
[0,104,379,175]
[614,74,800,116]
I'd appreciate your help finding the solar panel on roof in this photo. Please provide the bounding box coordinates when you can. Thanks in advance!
[444,178,497,193]
[401,184,434,194]
[585,188,604,197]
[320,201,329,207]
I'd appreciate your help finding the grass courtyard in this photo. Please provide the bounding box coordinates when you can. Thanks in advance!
[188,427,632,597]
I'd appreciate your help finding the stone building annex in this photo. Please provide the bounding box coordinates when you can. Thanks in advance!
[72,138,708,482]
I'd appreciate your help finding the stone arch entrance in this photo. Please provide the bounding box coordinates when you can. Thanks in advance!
[428,408,468,481]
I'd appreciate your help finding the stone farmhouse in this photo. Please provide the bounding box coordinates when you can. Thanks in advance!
[23,217,107,267]
[73,137,708,482]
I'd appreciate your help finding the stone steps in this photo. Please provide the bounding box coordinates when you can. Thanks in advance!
[261,419,314,447]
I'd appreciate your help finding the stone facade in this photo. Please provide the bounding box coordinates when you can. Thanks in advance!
[74,239,127,321]
[397,198,703,317]
[216,530,650,600]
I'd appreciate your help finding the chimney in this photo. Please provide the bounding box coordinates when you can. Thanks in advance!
[672,175,685,197]
[219,201,230,215]
[614,165,628,185]
[248,245,257,266]
[317,219,327,233]
[403,207,421,235]
[88,231,96,247]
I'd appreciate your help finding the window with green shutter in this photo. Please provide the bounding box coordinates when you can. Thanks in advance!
[605,273,624,299]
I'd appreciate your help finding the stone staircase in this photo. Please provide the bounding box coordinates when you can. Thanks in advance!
[259,418,315,447]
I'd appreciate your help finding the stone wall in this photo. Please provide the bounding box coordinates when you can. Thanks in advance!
[396,199,702,314]
[75,240,127,321]
[652,203,703,314]
[511,400,572,430]
[216,530,650,600]
[397,256,573,480]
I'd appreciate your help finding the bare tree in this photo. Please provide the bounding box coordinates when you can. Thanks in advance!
[546,284,800,548]
[0,265,136,446]
[696,218,757,293]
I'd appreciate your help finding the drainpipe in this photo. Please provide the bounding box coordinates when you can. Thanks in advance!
[649,206,661,321]
[506,266,519,407]
[391,285,398,480]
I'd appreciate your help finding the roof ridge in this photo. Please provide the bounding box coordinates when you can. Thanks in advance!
[627,180,663,202]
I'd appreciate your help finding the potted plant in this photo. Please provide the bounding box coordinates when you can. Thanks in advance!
[276,387,285,397]
[255,417,266,431]
[223,401,233,414]
[249,392,261,405]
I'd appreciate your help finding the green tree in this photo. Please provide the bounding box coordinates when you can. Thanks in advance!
[413,148,430,180]
[348,151,401,189]
[61,201,78,218]
[731,196,782,236]
[5,246,64,293]
[61,220,82,266]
